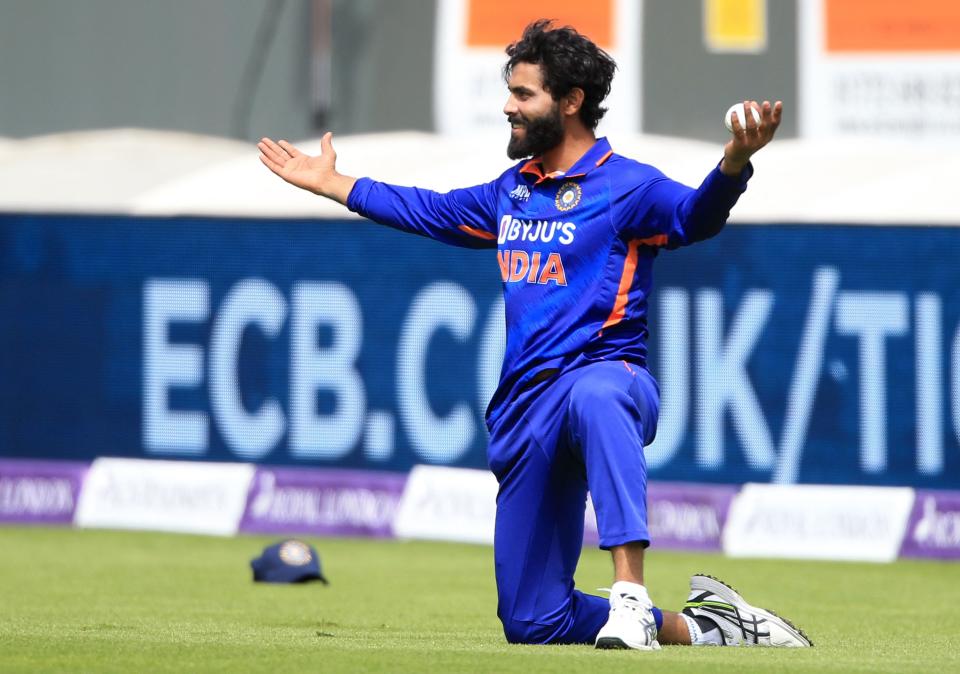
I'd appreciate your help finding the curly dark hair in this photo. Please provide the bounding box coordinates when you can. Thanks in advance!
[503,19,617,131]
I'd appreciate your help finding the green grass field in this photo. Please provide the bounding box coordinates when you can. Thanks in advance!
[1,526,957,673]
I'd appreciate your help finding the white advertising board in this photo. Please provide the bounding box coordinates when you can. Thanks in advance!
[723,483,915,562]
[799,0,960,141]
[75,458,255,536]
[393,465,498,544]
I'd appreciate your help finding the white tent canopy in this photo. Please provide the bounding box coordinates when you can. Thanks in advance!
[0,128,954,224]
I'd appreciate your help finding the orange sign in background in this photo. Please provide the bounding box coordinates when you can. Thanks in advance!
[466,0,613,49]
[826,0,960,52]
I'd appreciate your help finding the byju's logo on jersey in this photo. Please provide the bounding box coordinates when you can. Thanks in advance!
[555,182,582,212]
[509,184,531,202]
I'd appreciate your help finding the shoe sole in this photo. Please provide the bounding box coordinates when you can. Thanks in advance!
[691,573,814,647]
[595,637,658,651]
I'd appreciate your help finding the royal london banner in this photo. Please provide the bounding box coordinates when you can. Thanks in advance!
[1,214,959,489]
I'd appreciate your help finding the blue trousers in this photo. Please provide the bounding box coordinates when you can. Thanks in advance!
[486,360,660,644]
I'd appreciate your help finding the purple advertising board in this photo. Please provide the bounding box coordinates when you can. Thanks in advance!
[584,481,736,551]
[900,489,960,560]
[0,459,87,525]
[646,482,737,552]
[239,467,407,538]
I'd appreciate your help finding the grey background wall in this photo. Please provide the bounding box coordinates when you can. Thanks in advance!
[643,0,798,140]
[0,0,314,140]
[0,1,796,141]
[329,0,435,134]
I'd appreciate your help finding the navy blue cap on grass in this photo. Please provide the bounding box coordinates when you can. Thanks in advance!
[251,539,329,584]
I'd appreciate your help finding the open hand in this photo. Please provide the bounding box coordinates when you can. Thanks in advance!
[258,132,355,203]
[721,100,782,176]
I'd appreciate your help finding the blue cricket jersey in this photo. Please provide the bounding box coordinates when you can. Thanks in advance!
[346,137,751,426]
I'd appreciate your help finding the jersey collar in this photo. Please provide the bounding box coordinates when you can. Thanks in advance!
[519,137,614,185]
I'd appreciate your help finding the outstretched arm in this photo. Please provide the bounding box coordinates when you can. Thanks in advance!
[719,99,782,176]
[258,132,356,204]
[258,131,500,248]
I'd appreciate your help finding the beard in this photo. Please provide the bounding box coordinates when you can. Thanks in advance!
[506,103,564,160]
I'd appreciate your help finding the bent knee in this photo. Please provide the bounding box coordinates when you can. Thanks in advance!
[501,618,558,645]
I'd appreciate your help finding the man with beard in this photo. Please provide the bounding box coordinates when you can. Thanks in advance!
[258,20,811,651]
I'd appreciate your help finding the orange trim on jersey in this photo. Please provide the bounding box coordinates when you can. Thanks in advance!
[519,158,585,185]
[519,158,545,179]
[636,234,668,247]
[602,240,641,331]
[595,150,614,166]
[458,224,497,241]
[519,161,550,185]
[520,160,558,185]
[600,235,668,332]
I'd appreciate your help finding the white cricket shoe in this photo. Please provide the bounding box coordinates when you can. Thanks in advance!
[682,574,813,647]
[594,581,662,651]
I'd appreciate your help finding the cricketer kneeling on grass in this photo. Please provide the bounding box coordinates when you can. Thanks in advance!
[259,19,812,650]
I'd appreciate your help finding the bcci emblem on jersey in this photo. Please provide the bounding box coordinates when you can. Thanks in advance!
[555,182,582,212]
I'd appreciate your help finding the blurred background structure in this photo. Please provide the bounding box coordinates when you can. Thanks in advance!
[1,1,959,561]
[1,0,802,141]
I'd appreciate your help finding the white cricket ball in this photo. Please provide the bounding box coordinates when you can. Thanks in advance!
[724,102,761,132]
